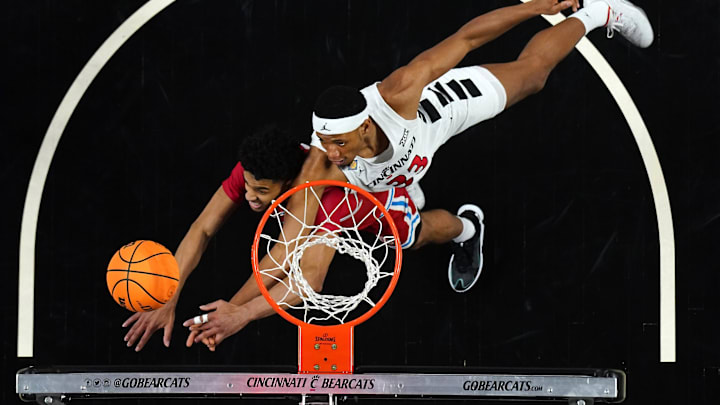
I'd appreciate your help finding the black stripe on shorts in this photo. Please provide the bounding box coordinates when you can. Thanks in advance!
[446,79,468,99]
[460,79,482,97]
[428,88,449,106]
[419,99,441,123]
[433,82,454,102]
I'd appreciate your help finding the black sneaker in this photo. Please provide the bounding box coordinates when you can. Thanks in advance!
[448,204,485,293]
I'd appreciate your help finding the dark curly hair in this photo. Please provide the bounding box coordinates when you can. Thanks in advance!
[237,127,305,182]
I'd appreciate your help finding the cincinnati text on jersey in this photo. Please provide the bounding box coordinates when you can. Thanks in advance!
[369,135,417,187]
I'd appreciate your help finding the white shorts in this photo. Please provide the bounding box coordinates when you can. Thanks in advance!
[418,66,507,153]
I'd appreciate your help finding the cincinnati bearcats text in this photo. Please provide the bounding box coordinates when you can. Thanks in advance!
[370,136,417,187]
[247,376,308,388]
[246,376,375,390]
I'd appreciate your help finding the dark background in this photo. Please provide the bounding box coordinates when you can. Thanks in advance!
[2,0,719,403]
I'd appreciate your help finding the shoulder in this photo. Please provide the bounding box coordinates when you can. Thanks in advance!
[377,63,431,120]
[221,161,246,203]
[230,161,245,176]
[220,161,245,186]
[377,66,416,103]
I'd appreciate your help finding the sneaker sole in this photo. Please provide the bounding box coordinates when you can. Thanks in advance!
[448,204,485,293]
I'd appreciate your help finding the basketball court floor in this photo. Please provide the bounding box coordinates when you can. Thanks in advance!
[3,0,720,403]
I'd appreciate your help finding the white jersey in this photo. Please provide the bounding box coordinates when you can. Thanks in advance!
[311,66,507,193]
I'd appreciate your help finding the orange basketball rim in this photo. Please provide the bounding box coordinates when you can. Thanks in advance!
[252,180,402,374]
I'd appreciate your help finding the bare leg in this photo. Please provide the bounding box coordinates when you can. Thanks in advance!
[412,209,463,250]
[483,18,586,108]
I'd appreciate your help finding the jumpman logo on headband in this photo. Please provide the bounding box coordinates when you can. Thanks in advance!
[321,123,330,131]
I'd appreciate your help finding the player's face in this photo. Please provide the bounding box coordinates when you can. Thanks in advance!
[316,130,363,167]
[242,170,287,212]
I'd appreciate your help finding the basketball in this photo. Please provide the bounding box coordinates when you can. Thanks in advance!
[106,240,179,312]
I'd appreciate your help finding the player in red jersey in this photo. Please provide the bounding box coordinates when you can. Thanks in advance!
[122,129,420,351]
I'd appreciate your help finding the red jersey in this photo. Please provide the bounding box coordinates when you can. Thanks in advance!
[222,161,420,248]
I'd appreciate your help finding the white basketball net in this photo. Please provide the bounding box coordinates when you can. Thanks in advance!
[257,185,398,325]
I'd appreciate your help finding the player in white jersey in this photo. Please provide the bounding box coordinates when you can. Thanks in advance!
[311,66,505,198]
[297,0,654,292]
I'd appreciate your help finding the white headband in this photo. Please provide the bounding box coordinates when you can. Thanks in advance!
[312,106,369,135]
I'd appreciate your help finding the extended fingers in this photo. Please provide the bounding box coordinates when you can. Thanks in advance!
[162,324,173,348]
[134,328,155,352]
[184,314,224,351]
[124,323,145,346]
[123,317,144,342]
[126,318,163,350]
[194,326,218,343]
[210,334,226,348]
[122,312,141,328]
[186,328,199,347]
[182,313,211,328]
[199,300,225,312]
[554,1,573,13]
[186,324,213,339]
[202,336,216,352]
[185,325,216,351]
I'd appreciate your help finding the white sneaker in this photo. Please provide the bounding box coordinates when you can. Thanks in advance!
[585,0,654,48]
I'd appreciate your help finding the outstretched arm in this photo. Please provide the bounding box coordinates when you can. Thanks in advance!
[228,147,344,306]
[123,186,237,351]
[274,146,347,251]
[184,242,337,349]
[224,245,290,307]
[378,0,577,119]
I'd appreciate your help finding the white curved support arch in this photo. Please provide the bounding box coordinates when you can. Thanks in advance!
[526,4,675,362]
[17,0,176,358]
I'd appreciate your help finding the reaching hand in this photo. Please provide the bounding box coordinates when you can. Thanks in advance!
[182,300,252,350]
[122,303,176,351]
[186,326,217,351]
[530,0,579,14]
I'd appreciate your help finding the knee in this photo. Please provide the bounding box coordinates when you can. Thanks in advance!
[521,55,550,94]
[529,72,548,95]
